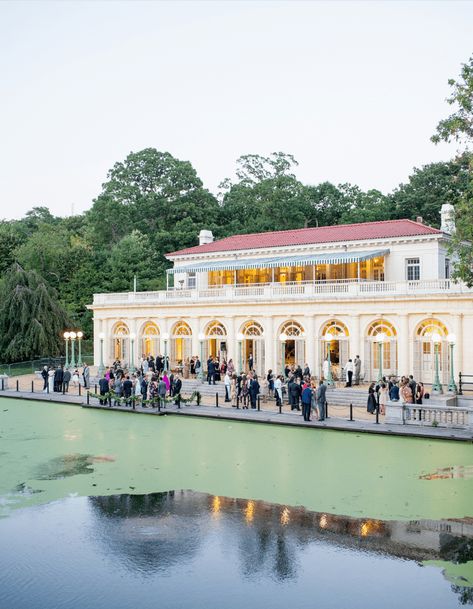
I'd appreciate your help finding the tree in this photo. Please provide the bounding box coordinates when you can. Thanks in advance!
[86,148,221,251]
[220,153,312,234]
[0,264,70,362]
[107,230,161,292]
[432,55,473,285]
[388,156,471,227]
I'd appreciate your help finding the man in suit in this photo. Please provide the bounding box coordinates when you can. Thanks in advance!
[248,354,254,372]
[316,380,327,421]
[54,366,64,392]
[41,366,48,392]
[289,378,302,411]
[249,375,260,409]
[173,374,182,407]
[301,383,312,422]
[98,374,110,406]
[62,369,71,392]
[123,375,133,407]
[207,358,215,385]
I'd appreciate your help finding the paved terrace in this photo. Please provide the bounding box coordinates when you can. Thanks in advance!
[1,380,472,442]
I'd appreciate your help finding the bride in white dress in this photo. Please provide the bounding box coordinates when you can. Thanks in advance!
[48,368,55,393]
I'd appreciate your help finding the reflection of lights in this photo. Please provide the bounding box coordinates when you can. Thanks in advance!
[280,507,290,526]
[319,514,328,529]
[245,500,255,524]
[212,496,221,514]
[63,433,79,441]
[360,520,384,537]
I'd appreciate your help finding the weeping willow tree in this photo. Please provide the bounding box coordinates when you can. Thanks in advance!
[0,263,70,363]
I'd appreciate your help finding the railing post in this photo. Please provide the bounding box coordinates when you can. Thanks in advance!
[1,378,4,391]
[236,396,240,410]
[257,395,260,411]
[375,403,380,424]
[95,384,97,394]
[16,380,19,392]
[63,383,65,395]
[87,391,90,405]
[325,400,328,418]
[78,384,81,397]
[215,392,219,408]
[31,381,34,393]
[349,403,353,421]
[278,400,282,414]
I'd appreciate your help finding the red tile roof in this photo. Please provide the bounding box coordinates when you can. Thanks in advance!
[167,219,442,258]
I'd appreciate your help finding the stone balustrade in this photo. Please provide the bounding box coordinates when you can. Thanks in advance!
[93,278,472,306]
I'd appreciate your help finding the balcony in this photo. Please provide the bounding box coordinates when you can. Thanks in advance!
[92,278,472,307]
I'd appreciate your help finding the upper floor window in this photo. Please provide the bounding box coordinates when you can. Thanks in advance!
[406,258,420,281]
[445,258,451,279]
[187,272,196,289]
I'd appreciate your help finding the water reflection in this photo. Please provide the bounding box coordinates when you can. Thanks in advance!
[89,490,473,596]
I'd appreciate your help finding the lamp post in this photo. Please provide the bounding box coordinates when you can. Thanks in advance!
[198,332,205,380]
[98,332,105,377]
[431,332,443,394]
[323,333,334,386]
[129,333,136,372]
[69,332,77,368]
[77,331,83,366]
[237,332,244,373]
[447,333,457,393]
[63,332,70,368]
[162,332,170,372]
[375,332,387,382]
[279,333,287,377]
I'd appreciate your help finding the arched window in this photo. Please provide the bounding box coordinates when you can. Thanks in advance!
[205,321,227,336]
[141,321,160,336]
[367,319,397,339]
[415,318,448,338]
[112,322,129,336]
[172,321,192,336]
[241,320,264,337]
[320,319,349,338]
[279,320,305,337]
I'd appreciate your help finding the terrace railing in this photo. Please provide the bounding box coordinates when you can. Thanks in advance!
[404,404,471,429]
[93,278,473,306]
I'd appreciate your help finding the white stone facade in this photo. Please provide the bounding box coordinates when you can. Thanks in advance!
[89,219,473,386]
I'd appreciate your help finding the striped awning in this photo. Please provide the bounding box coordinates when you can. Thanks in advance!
[167,249,390,274]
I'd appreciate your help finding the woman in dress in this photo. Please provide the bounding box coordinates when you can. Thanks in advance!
[367,382,377,414]
[72,369,80,387]
[415,382,425,405]
[227,359,235,376]
[230,373,237,407]
[400,380,413,403]
[241,375,249,409]
[48,367,55,393]
[378,382,388,415]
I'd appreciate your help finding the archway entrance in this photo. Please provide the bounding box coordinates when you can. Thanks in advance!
[414,319,449,385]
[365,320,397,382]
[171,321,192,370]
[111,322,130,365]
[279,320,306,372]
[320,320,349,381]
[240,321,265,377]
[140,321,160,358]
[204,321,227,364]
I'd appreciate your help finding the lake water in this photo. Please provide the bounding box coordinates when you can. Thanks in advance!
[1,398,472,608]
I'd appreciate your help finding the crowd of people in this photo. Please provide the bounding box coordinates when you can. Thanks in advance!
[367,375,426,415]
[40,363,90,393]
[97,359,183,408]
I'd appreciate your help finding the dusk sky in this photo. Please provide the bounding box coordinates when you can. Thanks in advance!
[0,1,472,220]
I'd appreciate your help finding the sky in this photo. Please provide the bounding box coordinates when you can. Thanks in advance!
[0,0,472,220]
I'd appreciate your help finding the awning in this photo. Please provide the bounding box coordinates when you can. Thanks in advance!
[167,249,389,274]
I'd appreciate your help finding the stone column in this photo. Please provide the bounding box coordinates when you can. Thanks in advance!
[350,314,361,361]
[304,314,315,373]
[226,316,236,365]
[398,314,409,376]
[189,317,199,358]
[312,315,320,379]
[452,314,463,385]
[265,316,276,374]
